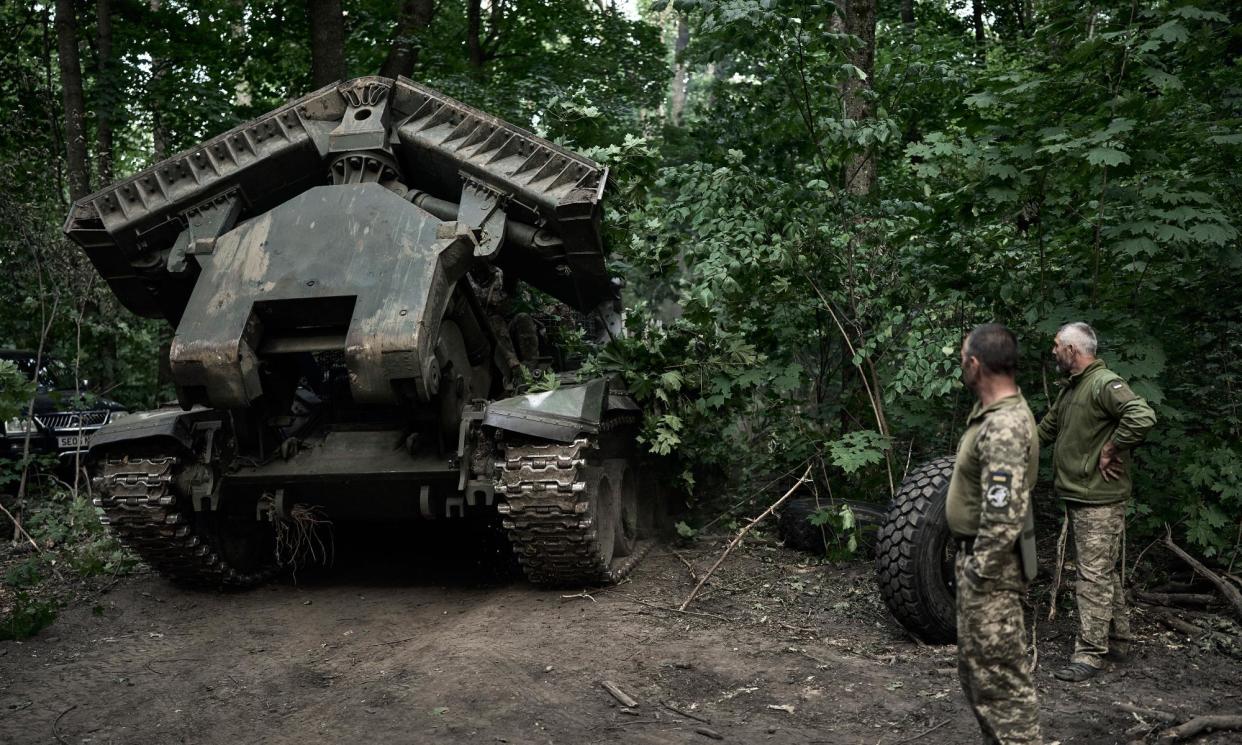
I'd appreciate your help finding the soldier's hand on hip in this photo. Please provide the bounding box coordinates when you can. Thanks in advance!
[1098,442,1124,482]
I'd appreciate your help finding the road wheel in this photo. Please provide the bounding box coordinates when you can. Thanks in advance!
[609,460,639,558]
[874,457,957,644]
[584,465,617,568]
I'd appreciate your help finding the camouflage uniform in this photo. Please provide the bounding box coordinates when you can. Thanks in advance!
[1069,501,1129,664]
[1038,360,1156,669]
[947,393,1042,745]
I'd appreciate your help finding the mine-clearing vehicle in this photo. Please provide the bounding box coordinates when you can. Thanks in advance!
[64,77,657,588]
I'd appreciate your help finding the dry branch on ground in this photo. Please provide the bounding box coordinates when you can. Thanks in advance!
[1163,528,1242,622]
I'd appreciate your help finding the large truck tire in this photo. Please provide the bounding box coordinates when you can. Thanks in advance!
[874,456,957,644]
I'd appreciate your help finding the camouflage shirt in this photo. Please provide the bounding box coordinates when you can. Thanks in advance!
[947,392,1039,581]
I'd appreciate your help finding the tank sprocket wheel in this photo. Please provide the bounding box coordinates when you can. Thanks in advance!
[94,449,279,589]
[874,456,958,644]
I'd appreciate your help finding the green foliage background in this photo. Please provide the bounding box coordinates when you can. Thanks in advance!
[0,0,1238,565]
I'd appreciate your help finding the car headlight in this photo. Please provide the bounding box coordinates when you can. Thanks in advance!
[3,417,36,435]
[108,411,130,423]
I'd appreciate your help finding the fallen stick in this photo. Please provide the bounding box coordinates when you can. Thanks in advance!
[623,598,738,623]
[679,464,812,612]
[672,549,700,581]
[600,680,638,708]
[1134,591,1218,608]
[661,700,711,724]
[1150,581,1202,595]
[1147,608,1240,647]
[1158,714,1242,742]
[1149,608,1211,638]
[895,719,949,744]
[1048,511,1069,621]
[694,726,724,740]
[0,500,44,556]
[1030,600,1040,671]
[1164,527,1242,622]
[1114,702,1177,723]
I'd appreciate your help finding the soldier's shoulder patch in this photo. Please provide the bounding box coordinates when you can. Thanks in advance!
[1103,378,1138,405]
[985,470,1013,510]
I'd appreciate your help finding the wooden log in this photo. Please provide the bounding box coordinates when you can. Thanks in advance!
[1158,714,1242,741]
[600,680,639,708]
[1164,528,1242,622]
[1134,590,1218,608]
[1148,608,1241,649]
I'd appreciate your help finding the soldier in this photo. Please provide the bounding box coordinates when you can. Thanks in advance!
[1039,322,1156,682]
[947,323,1042,745]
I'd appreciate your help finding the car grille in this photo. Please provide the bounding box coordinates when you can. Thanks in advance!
[35,411,110,430]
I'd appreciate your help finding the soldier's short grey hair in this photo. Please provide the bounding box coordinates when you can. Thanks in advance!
[1058,322,1098,357]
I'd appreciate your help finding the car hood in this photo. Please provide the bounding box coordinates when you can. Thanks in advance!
[30,391,127,415]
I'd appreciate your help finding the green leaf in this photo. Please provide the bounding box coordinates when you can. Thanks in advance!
[1114,237,1158,256]
[1170,7,1228,22]
[1141,67,1182,90]
[1084,147,1130,167]
[1187,222,1237,245]
[1149,20,1190,44]
[827,430,891,474]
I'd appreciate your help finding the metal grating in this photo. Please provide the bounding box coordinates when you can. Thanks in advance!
[35,411,110,430]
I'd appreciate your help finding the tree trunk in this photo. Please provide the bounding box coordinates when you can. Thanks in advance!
[148,0,169,161]
[41,8,67,204]
[380,0,435,79]
[901,0,914,27]
[972,0,986,59]
[95,0,114,185]
[842,0,877,197]
[56,0,91,201]
[307,0,346,87]
[667,14,690,124]
[466,0,485,69]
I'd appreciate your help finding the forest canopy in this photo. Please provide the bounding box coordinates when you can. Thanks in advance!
[1,0,1239,561]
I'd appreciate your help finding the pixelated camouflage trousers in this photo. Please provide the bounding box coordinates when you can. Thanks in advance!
[1068,500,1131,668]
[956,550,1042,745]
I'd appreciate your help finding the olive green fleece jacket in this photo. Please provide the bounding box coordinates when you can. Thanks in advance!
[1037,360,1157,503]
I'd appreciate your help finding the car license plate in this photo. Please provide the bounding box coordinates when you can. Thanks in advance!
[58,434,90,449]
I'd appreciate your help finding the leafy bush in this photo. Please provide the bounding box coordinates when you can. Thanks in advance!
[23,492,137,577]
[0,590,57,641]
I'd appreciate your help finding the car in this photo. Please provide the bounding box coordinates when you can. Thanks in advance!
[0,350,128,465]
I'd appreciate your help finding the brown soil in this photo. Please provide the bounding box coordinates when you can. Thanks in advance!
[1,524,1240,745]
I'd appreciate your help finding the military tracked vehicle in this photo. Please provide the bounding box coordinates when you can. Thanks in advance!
[64,76,659,588]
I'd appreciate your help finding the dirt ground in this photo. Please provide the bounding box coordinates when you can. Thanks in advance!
[2,522,1241,745]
